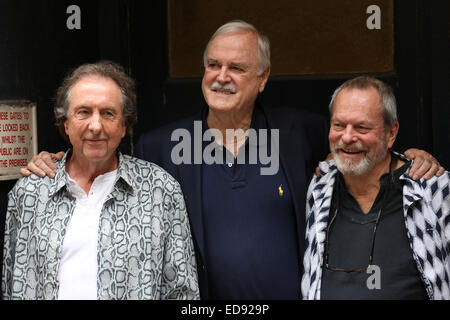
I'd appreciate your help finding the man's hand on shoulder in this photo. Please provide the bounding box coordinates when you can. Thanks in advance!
[404,148,445,180]
[20,151,65,178]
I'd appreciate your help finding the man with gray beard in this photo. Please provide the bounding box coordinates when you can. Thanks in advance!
[331,133,388,177]
[302,76,450,300]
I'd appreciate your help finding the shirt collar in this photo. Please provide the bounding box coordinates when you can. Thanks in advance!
[115,152,137,195]
[49,150,71,196]
[201,103,268,151]
[201,103,267,132]
[49,149,136,197]
[380,152,411,190]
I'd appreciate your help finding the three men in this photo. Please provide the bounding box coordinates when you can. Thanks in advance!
[302,76,449,299]
[2,62,199,299]
[21,21,443,299]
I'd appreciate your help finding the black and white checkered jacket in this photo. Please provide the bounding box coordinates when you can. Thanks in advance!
[301,157,450,300]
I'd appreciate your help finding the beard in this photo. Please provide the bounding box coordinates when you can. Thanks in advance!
[331,139,388,176]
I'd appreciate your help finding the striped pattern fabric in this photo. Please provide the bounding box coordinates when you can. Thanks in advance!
[302,154,450,300]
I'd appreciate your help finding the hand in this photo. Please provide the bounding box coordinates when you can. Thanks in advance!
[315,153,334,177]
[404,148,445,180]
[19,151,65,178]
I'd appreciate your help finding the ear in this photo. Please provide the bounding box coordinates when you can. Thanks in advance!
[121,124,127,138]
[258,67,271,93]
[386,121,399,149]
[64,119,69,136]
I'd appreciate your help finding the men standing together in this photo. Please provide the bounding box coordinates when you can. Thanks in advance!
[16,21,445,300]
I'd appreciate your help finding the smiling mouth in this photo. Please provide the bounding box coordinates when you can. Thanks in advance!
[341,149,362,153]
[338,149,366,157]
[212,89,235,95]
[85,139,106,144]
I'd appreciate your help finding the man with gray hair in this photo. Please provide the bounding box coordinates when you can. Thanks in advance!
[23,22,443,300]
[137,20,322,300]
[302,76,449,299]
[4,61,199,300]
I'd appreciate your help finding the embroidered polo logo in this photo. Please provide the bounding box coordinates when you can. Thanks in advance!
[278,185,284,197]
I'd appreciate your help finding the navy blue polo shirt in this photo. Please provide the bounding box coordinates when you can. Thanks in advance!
[201,106,300,299]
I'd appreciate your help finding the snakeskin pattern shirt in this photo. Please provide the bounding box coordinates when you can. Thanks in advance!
[2,151,199,300]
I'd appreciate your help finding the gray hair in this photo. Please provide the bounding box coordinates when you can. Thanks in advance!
[329,76,398,129]
[203,20,271,76]
[54,61,137,142]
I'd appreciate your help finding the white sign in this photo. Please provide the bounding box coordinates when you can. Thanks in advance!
[0,101,38,180]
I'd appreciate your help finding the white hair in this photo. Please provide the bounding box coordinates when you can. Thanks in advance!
[203,20,271,76]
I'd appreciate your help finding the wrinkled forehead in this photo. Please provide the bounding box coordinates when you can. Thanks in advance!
[68,75,123,108]
[207,31,259,62]
[333,87,384,120]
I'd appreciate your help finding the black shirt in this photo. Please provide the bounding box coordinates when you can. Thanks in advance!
[321,155,429,299]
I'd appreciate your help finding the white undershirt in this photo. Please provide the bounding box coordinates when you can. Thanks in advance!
[57,169,117,300]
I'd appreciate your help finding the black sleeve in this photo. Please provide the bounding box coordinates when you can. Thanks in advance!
[134,134,146,161]
[134,131,163,163]
[134,128,172,168]
[300,111,330,166]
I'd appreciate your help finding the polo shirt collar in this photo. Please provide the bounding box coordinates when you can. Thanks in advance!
[201,104,268,147]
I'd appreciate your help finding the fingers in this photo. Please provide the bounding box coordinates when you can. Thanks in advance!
[422,160,439,180]
[26,159,52,178]
[53,151,65,161]
[403,148,417,160]
[408,156,441,181]
[408,156,425,180]
[436,165,445,177]
[315,166,322,177]
[41,152,58,171]
[409,157,430,180]
[25,152,59,178]
[19,167,31,177]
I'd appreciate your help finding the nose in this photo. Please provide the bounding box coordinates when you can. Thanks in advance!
[88,111,102,133]
[341,125,358,144]
[216,66,230,83]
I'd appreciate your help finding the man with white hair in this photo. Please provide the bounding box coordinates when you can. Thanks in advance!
[135,20,331,299]
[23,21,443,299]
[302,76,449,300]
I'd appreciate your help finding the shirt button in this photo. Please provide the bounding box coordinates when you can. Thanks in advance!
[227,163,233,167]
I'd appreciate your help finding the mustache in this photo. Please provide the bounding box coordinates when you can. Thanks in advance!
[332,141,369,152]
[210,81,236,93]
